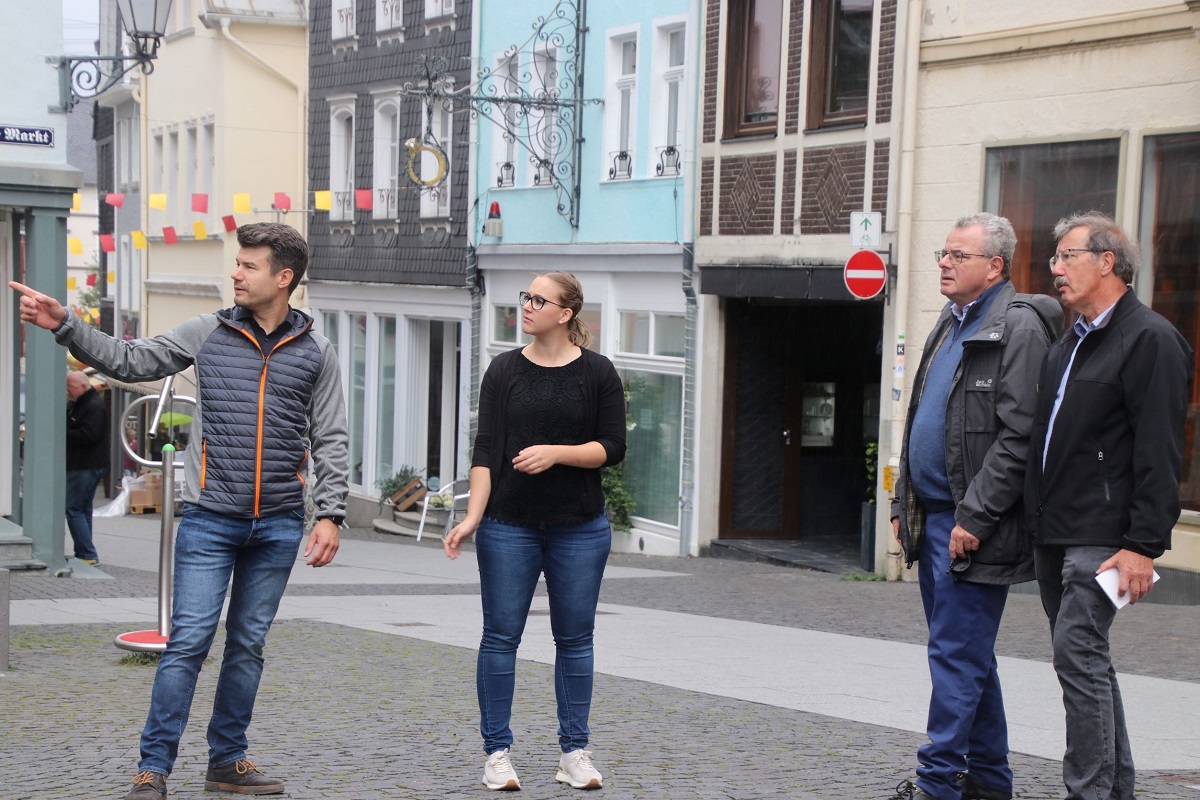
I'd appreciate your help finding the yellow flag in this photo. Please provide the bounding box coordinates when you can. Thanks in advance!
[107,270,116,283]
[232,193,251,214]
[131,230,147,250]
[193,220,208,240]
[67,276,77,290]
[68,237,84,255]
[313,191,332,211]
[149,193,168,210]
[72,193,81,212]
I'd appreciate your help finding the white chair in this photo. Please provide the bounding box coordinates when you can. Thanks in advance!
[416,479,471,542]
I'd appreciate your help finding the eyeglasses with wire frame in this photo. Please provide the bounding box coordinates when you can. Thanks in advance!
[934,249,992,266]
[519,291,569,311]
[1048,248,1098,269]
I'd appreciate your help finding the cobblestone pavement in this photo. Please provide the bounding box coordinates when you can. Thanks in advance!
[2,525,1198,800]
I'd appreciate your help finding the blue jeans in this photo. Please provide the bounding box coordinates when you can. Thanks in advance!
[475,512,611,754]
[65,466,107,561]
[137,504,303,776]
[916,509,1012,800]
[1035,544,1135,800]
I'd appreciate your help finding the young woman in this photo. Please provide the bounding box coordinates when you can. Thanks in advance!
[444,271,626,791]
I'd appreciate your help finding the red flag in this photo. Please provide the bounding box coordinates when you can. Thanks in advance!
[192,193,209,213]
[355,189,373,210]
[163,226,178,244]
[222,215,237,232]
[86,273,97,286]
[99,234,116,252]
[105,192,125,208]
[274,192,292,211]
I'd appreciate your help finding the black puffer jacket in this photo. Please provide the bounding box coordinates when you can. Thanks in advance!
[893,282,1062,584]
[66,386,109,471]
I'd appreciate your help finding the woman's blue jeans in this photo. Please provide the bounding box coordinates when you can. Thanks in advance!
[137,504,303,776]
[475,512,611,755]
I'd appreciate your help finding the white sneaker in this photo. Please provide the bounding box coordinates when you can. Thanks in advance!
[556,749,603,789]
[482,748,521,791]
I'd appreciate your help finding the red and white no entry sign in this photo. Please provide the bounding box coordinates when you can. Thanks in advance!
[844,249,887,299]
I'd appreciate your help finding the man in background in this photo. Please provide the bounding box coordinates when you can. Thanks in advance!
[65,369,108,566]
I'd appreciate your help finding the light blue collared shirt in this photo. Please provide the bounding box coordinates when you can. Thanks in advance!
[1042,302,1120,470]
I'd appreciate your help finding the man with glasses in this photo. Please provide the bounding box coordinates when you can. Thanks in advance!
[892,213,1061,800]
[1026,212,1190,800]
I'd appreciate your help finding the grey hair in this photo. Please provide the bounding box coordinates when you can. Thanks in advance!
[1053,211,1137,284]
[955,212,1016,279]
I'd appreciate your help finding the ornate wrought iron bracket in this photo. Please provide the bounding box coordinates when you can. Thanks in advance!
[47,54,156,114]
[398,0,600,228]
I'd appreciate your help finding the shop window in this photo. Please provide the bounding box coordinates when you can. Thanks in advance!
[1139,132,1200,510]
[492,304,530,345]
[619,370,684,526]
[377,316,397,481]
[619,311,684,357]
[723,0,784,138]
[348,313,367,487]
[806,0,873,130]
[984,139,1119,297]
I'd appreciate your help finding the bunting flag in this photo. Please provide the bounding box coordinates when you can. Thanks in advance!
[274,192,292,211]
[99,234,116,253]
[232,193,251,214]
[313,191,332,211]
[163,226,178,244]
[355,189,373,210]
[192,193,209,213]
[68,237,84,255]
[131,231,147,250]
[86,273,97,287]
[222,215,238,233]
[108,270,116,284]
[149,193,168,210]
[67,276,77,290]
[72,193,81,212]
[105,193,125,208]
[193,220,208,240]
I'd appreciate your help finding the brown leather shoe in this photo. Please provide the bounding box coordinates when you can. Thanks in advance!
[125,771,166,800]
[203,759,284,795]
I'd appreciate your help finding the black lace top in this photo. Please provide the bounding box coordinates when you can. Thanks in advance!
[486,354,592,525]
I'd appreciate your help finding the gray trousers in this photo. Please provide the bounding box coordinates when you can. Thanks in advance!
[1035,545,1136,800]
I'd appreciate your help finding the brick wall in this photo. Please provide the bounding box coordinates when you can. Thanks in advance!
[703,0,721,144]
[799,144,866,235]
[700,157,715,236]
[783,0,806,135]
[875,0,897,125]
[719,154,777,236]
[872,140,890,223]
[779,150,798,235]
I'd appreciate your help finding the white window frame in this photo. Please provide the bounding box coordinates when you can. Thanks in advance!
[376,0,404,41]
[332,0,357,46]
[200,118,215,225]
[420,97,453,220]
[184,122,197,226]
[424,0,454,24]
[328,95,357,223]
[529,46,559,187]
[603,27,639,182]
[649,17,686,179]
[166,126,179,228]
[489,54,520,189]
[371,89,403,221]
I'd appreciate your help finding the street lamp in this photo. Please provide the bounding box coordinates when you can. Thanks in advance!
[48,0,174,112]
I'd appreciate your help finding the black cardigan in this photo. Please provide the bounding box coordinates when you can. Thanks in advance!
[472,347,627,518]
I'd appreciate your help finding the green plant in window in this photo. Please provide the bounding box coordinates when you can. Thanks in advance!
[376,465,423,509]
[864,441,878,504]
[602,465,635,531]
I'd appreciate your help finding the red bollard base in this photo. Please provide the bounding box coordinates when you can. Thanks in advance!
[115,630,169,653]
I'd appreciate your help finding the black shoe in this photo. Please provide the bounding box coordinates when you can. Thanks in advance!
[961,773,1013,800]
[125,771,166,800]
[204,759,284,795]
[889,780,937,800]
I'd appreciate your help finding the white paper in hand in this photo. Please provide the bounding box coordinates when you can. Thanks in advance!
[1095,567,1161,609]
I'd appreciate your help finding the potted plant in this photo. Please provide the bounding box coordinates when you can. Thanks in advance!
[376,466,425,513]
[602,465,635,532]
[861,441,879,571]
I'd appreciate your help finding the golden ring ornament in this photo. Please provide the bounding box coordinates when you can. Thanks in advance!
[406,138,448,188]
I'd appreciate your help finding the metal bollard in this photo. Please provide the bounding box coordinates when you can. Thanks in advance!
[1,567,10,672]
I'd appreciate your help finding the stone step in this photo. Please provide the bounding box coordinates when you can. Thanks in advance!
[372,508,457,539]
[0,532,46,571]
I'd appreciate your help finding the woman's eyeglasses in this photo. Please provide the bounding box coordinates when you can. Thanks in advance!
[519,291,568,311]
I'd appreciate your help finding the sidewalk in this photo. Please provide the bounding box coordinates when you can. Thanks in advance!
[2,513,1198,799]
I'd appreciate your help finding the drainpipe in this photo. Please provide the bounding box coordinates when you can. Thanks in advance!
[885,0,924,581]
[216,18,306,237]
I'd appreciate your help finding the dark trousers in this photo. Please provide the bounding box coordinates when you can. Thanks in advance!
[916,509,1013,800]
[65,466,107,561]
[1035,544,1135,800]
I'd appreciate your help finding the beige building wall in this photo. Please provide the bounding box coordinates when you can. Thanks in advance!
[140,7,308,337]
[891,1,1200,574]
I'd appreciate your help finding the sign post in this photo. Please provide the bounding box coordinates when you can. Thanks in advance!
[844,249,888,300]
